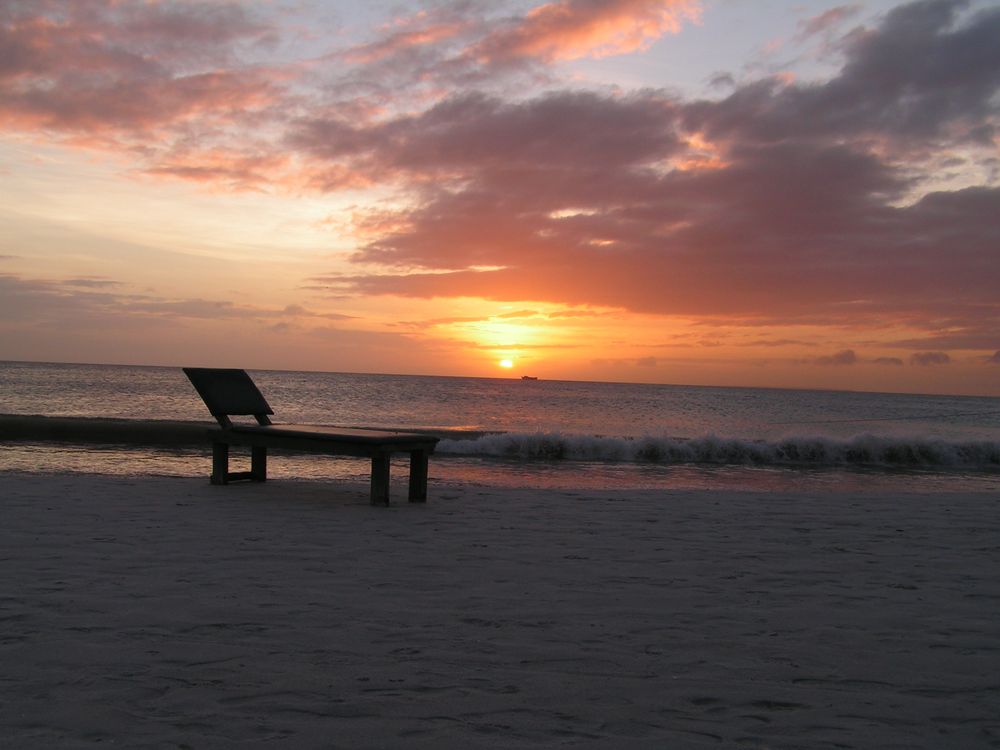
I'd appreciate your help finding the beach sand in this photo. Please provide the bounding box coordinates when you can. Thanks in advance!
[2,472,998,749]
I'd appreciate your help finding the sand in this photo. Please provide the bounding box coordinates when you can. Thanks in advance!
[1,472,998,749]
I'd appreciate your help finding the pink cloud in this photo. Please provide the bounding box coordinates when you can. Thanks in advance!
[0,1,700,179]
[322,0,700,109]
[0,1,271,81]
[0,1,285,158]
[470,0,701,64]
[2,70,280,138]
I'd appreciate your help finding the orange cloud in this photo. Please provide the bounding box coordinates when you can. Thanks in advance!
[471,0,701,64]
[345,21,467,65]
[145,148,291,191]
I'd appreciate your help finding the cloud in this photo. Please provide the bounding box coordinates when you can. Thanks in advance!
[0,273,349,325]
[797,5,861,39]
[290,89,683,189]
[3,0,999,366]
[0,272,460,372]
[344,16,468,66]
[686,0,1000,150]
[143,149,292,190]
[0,272,127,322]
[469,0,701,65]
[283,304,354,321]
[0,0,285,175]
[814,352,906,367]
[62,277,122,289]
[2,69,280,144]
[333,0,701,97]
[325,142,998,322]
[591,355,656,367]
[1,3,275,86]
[889,325,1000,351]
[746,338,814,347]
[0,271,423,371]
[295,2,999,340]
[910,351,951,366]
[815,349,857,366]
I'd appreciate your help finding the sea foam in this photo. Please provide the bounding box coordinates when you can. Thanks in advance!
[436,432,1000,468]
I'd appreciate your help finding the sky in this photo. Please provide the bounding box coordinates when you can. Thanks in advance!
[1,0,999,396]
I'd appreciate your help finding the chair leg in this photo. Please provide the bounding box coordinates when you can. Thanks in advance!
[408,449,429,503]
[370,453,390,506]
[251,446,268,482]
[211,442,229,484]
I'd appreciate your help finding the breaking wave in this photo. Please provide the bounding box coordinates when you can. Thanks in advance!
[436,432,1000,469]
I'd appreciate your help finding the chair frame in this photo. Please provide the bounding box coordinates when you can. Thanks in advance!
[184,368,438,505]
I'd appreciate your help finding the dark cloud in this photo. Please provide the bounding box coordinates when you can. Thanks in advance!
[910,351,952,365]
[0,271,454,370]
[815,349,858,366]
[686,0,1000,149]
[707,72,735,90]
[290,90,683,189]
[0,273,124,321]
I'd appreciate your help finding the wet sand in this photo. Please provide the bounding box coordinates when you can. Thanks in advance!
[2,472,998,748]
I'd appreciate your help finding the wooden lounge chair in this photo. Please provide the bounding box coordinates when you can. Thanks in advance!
[183,367,438,505]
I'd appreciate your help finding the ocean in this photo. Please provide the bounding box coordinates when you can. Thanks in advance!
[1,360,998,493]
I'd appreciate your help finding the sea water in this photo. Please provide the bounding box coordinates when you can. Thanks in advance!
[1,360,998,493]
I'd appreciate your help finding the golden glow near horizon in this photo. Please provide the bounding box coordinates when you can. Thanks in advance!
[499,359,514,369]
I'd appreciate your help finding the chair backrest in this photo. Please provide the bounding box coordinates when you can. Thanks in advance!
[183,368,274,427]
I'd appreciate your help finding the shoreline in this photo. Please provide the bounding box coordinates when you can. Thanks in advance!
[0,414,477,445]
[3,414,999,495]
[2,473,998,747]
[2,455,999,496]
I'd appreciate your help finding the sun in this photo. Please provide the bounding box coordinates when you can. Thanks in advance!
[499,359,514,369]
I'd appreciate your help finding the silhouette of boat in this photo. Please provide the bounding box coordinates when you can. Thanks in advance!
[521,375,538,381]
